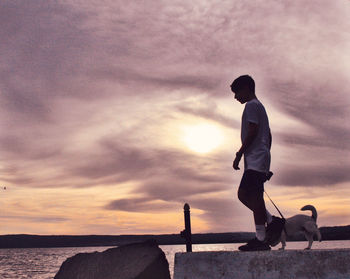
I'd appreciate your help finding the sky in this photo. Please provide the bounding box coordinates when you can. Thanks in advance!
[0,0,349,235]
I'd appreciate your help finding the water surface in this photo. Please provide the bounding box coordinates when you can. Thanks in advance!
[1,240,349,279]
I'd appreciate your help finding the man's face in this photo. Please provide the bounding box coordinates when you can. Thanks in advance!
[232,87,249,104]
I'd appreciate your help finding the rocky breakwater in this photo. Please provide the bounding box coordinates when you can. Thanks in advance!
[55,240,171,279]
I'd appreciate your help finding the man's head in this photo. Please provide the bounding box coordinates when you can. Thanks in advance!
[230,75,255,104]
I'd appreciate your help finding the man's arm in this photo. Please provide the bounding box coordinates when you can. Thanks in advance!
[233,122,258,170]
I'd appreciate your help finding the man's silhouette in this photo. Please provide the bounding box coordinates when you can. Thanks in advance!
[231,75,274,251]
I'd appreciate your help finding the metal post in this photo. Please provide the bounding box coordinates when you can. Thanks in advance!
[180,203,192,252]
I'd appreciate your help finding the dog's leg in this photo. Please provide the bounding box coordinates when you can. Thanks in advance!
[304,232,313,250]
[279,231,286,250]
[316,229,322,242]
[303,221,320,249]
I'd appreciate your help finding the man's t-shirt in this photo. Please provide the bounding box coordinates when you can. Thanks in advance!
[241,98,271,173]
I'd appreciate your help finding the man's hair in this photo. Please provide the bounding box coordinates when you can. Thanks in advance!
[230,75,255,94]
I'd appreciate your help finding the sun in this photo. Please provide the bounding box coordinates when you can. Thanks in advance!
[182,123,224,154]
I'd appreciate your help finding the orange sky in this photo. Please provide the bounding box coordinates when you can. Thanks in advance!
[0,0,349,235]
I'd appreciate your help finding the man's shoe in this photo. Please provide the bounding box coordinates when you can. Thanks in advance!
[265,216,286,247]
[238,237,271,251]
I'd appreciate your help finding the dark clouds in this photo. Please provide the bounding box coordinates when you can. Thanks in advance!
[0,1,92,119]
[105,197,180,212]
[70,137,233,189]
[270,78,350,149]
[275,164,350,187]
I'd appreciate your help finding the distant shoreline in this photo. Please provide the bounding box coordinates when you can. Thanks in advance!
[1,225,349,249]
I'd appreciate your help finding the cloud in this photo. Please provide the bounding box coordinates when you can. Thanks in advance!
[1,0,349,234]
[90,66,220,92]
[105,197,180,212]
[70,138,156,181]
[176,103,240,129]
[134,179,229,201]
[0,135,62,161]
[0,1,93,121]
[70,136,233,191]
[0,214,68,223]
[268,78,350,150]
[275,164,350,187]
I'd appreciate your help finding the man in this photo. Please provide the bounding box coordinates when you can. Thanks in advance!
[231,75,274,251]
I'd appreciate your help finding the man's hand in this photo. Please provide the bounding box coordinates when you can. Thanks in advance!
[233,152,242,170]
[233,122,257,171]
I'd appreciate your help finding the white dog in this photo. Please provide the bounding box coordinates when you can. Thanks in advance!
[277,205,321,250]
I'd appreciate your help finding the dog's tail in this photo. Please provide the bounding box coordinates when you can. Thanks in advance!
[300,205,317,221]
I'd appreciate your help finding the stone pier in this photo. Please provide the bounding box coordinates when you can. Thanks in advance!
[174,249,350,279]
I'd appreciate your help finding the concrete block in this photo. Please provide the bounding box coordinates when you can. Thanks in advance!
[174,249,350,279]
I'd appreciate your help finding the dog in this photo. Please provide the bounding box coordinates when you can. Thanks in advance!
[278,205,322,250]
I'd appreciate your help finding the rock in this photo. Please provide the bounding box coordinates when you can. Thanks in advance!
[55,240,171,279]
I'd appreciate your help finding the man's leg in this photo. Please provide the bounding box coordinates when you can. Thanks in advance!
[237,171,267,224]
[238,187,267,240]
[238,186,272,224]
[252,190,267,225]
[252,190,267,241]
[237,170,268,244]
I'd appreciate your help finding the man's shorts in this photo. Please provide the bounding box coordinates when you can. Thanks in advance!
[238,169,266,194]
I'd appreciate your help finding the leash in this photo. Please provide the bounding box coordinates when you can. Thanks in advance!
[264,190,285,219]
[264,171,285,219]
[263,172,288,240]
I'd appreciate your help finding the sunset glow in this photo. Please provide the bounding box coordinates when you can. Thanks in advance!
[183,123,224,154]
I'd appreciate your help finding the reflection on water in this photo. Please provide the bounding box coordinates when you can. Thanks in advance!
[0,246,106,279]
[0,241,349,279]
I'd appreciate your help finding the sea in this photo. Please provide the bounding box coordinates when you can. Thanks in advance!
[0,240,349,279]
